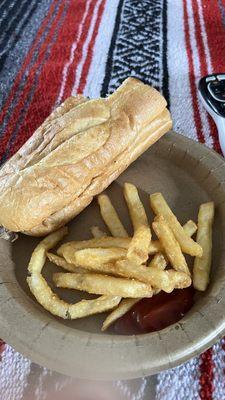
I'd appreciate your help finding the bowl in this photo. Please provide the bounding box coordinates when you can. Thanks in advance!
[1,131,225,380]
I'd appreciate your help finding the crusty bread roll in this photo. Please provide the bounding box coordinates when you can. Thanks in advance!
[0,78,172,236]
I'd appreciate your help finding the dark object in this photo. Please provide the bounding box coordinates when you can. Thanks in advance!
[198,73,225,155]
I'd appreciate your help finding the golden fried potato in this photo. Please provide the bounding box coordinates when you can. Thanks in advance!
[149,219,197,270]
[193,202,214,291]
[148,253,168,270]
[28,227,68,274]
[152,215,190,275]
[28,273,121,319]
[91,226,107,238]
[123,183,151,264]
[116,259,191,292]
[53,272,153,298]
[47,252,84,273]
[150,193,202,257]
[72,247,127,267]
[127,225,151,264]
[98,194,128,237]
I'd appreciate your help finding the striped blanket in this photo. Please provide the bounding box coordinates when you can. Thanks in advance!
[0,0,225,398]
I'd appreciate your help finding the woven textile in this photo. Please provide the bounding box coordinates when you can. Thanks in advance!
[0,0,225,398]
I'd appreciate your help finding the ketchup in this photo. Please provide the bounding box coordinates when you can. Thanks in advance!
[114,287,195,335]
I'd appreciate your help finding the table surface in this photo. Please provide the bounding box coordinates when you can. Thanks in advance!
[0,0,225,399]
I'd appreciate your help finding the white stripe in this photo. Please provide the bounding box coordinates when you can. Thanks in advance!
[0,345,31,400]
[71,0,103,96]
[82,0,120,98]
[196,0,212,74]
[167,0,198,142]
[186,0,213,148]
[156,356,201,400]
[55,0,92,106]
[212,340,225,400]
[114,378,148,400]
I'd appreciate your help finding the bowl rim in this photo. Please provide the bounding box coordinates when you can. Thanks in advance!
[1,130,225,380]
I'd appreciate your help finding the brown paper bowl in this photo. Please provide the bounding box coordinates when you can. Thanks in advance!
[1,131,225,380]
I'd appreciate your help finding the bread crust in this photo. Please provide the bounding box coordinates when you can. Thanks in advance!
[0,78,172,235]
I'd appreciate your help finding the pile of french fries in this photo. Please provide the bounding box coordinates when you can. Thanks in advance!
[27,183,214,332]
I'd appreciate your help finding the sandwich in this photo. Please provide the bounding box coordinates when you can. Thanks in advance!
[0,77,172,236]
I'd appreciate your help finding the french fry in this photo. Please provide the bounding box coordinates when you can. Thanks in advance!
[53,272,153,298]
[97,194,128,237]
[150,193,202,257]
[193,202,214,291]
[65,295,121,320]
[58,237,130,258]
[58,237,160,260]
[28,273,121,319]
[149,219,197,271]
[62,260,118,275]
[183,220,197,237]
[102,298,140,331]
[148,240,162,254]
[28,227,68,274]
[148,220,197,256]
[48,255,131,277]
[127,225,151,264]
[47,252,84,273]
[27,228,121,319]
[123,182,149,230]
[91,226,107,238]
[152,215,190,275]
[71,247,127,267]
[148,253,168,270]
[124,183,151,263]
[116,259,191,292]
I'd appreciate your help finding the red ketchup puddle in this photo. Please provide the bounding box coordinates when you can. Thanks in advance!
[113,287,195,335]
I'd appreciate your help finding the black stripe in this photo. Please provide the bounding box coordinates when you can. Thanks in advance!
[0,0,23,34]
[100,0,125,97]
[0,0,38,74]
[0,0,32,55]
[0,0,16,21]
[162,0,170,109]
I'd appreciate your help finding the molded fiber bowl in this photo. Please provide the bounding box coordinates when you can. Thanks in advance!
[0,131,225,380]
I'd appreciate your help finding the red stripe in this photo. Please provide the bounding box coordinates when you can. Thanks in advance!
[201,0,225,73]
[77,0,106,94]
[0,1,66,161]
[191,0,220,152]
[183,0,205,143]
[191,0,207,75]
[0,339,5,361]
[7,0,90,159]
[0,0,59,126]
[63,0,99,100]
[199,349,214,400]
